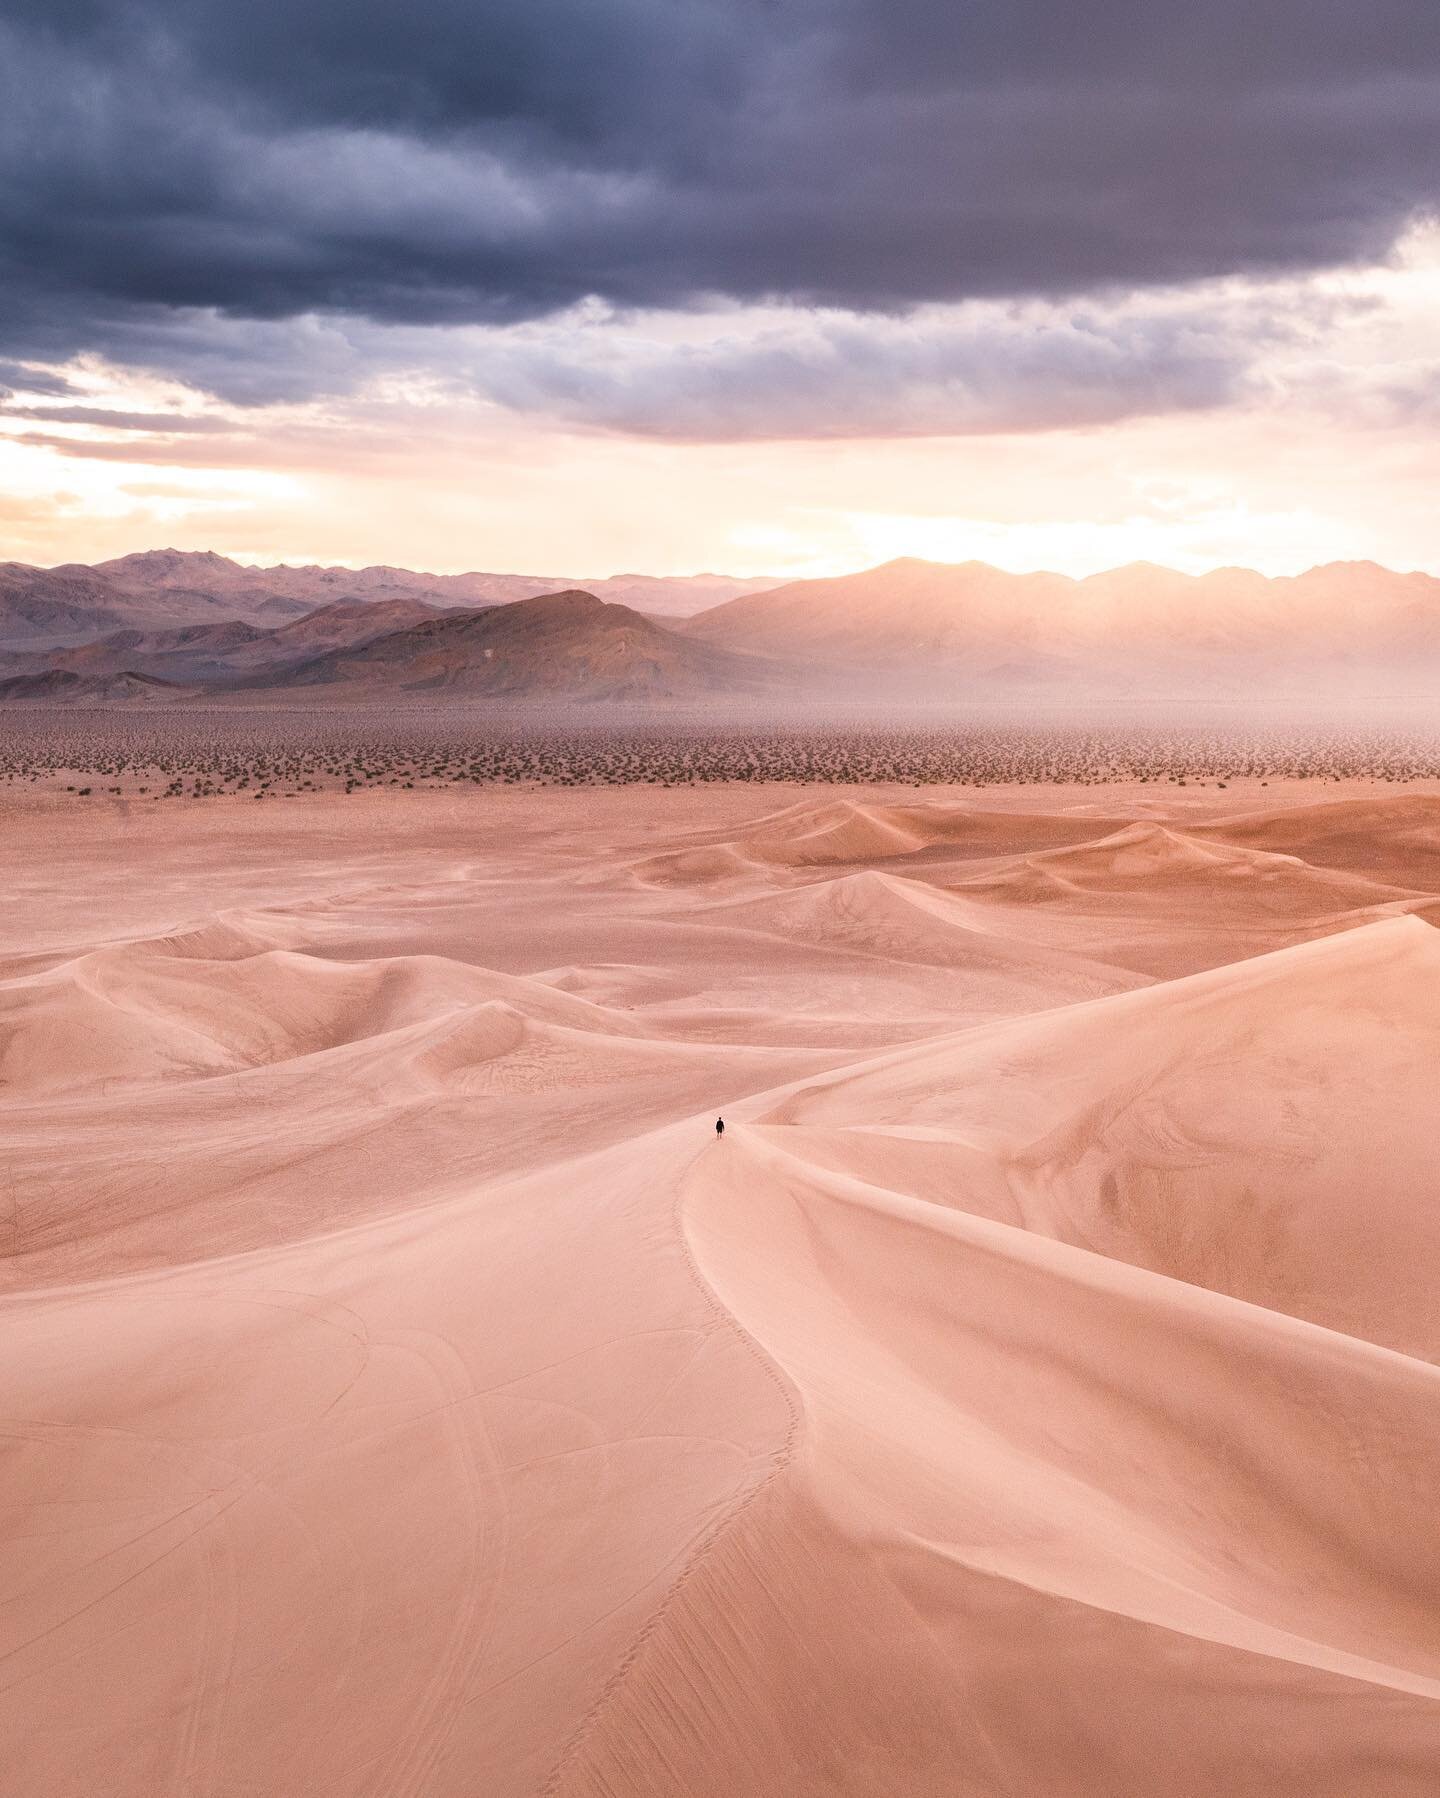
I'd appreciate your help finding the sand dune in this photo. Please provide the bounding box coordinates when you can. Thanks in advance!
[751,916,1440,1354]
[721,795,1136,870]
[628,840,770,887]
[4,780,1440,1794]
[703,869,1142,1014]
[1191,793,1440,886]
[603,1112,1440,1795]
[629,796,1140,894]
[563,917,1440,1795]
[958,818,1420,909]
[739,798,934,864]
[0,936,665,1096]
[926,817,1428,979]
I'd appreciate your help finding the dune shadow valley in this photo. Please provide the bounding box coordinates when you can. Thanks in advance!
[4,750,1440,1796]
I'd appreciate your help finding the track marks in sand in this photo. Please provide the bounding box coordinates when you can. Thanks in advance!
[541,1137,803,1798]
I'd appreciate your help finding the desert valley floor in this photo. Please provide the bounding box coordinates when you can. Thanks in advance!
[5,776,1440,1795]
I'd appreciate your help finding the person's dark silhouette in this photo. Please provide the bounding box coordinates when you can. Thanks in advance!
[715,1117,725,1137]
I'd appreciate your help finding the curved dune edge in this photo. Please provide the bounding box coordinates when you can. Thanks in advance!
[555,921,1440,1796]
[536,1137,806,1798]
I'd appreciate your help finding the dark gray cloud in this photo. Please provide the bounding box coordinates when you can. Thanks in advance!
[0,404,236,431]
[1,1,1438,409]
[0,361,82,398]
[452,299,1276,440]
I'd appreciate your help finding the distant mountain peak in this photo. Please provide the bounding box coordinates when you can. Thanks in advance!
[518,587,607,615]
[105,547,237,569]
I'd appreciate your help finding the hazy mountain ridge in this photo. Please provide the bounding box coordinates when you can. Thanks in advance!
[683,556,1440,694]
[0,558,316,646]
[91,549,779,615]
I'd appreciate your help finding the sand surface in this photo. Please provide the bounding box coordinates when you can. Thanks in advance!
[4,779,1440,1795]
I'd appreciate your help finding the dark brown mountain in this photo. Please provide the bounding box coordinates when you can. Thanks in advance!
[254,597,452,660]
[262,589,787,700]
[0,620,272,678]
[0,668,198,703]
[0,602,446,683]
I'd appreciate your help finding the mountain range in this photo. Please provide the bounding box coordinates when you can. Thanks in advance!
[5,549,1440,704]
[0,550,776,649]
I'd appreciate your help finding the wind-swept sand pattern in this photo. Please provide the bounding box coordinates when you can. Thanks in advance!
[4,778,1440,1795]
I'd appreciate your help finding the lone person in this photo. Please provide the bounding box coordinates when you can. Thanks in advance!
[715,1116,725,1138]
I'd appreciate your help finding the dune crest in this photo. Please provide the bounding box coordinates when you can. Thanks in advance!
[561,918,1440,1794]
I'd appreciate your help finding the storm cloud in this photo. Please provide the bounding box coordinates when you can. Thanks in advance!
[1,1,1438,423]
[443,295,1285,440]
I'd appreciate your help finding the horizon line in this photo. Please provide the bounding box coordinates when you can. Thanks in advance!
[10,546,1436,588]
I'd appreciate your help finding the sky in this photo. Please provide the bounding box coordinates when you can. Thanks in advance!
[2,1,1439,579]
